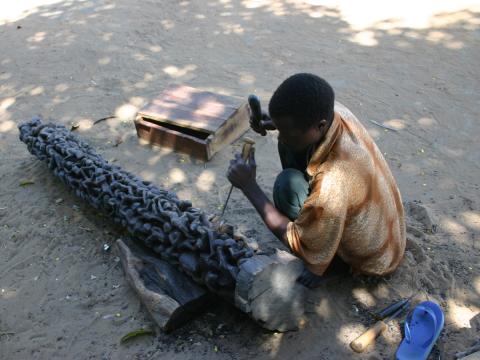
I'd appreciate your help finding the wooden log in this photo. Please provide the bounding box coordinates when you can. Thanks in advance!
[234,249,307,331]
[461,351,480,360]
[456,343,480,359]
[118,239,306,332]
[117,239,211,333]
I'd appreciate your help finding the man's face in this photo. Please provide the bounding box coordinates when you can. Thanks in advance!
[272,116,326,152]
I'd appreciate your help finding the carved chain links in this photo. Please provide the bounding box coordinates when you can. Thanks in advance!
[19,117,254,292]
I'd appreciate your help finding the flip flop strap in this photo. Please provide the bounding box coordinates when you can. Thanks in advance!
[405,313,412,343]
[404,306,438,347]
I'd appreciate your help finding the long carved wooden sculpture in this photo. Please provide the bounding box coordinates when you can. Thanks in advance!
[19,117,306,331]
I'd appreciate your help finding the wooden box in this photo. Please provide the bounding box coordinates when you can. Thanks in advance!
[134,85,250,161]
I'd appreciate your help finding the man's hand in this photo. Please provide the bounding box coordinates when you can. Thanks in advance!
[249,110,276,136]
[227,147,290,246]
[227,147,256,190]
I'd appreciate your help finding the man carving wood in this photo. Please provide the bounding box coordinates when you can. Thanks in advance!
[227,73,406,288]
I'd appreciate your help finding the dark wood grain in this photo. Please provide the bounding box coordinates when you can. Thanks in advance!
[117,239,211,333]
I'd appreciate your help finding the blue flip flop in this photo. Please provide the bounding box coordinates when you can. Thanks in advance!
[396,301,444,360]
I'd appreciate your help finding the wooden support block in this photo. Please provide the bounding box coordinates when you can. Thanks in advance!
[234,249,307,332]
[462,351,480,360]
[116,239,211,333]
[135,85,250,161]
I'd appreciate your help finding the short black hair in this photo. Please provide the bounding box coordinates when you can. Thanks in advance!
[268,73,335,131]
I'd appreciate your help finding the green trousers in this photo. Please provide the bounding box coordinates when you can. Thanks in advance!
[274,142,350,274]
[273,142,311,221]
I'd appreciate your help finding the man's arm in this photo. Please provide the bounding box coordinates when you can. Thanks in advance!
[227,150,290,246]
[227,151,327,288]
[242,181,290,246]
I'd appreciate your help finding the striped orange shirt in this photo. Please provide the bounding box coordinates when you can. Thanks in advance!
[286,102,406,276]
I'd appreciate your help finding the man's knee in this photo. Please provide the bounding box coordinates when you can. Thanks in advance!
[273,168,309,220]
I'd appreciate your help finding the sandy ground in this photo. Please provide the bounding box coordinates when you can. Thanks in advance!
[1,1,479,359]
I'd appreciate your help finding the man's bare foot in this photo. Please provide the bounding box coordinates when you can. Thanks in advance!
[297,268,324,288]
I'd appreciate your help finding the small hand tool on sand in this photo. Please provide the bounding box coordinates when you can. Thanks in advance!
[220,137,255,218]
[373,297,411,321]
[350,298,411,353]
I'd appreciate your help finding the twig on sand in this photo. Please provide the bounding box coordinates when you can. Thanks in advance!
[0,332,15,337]
[93,116,116,125]
[455,340,480,359]
[78,226,93,232]
[368,119,398,132]
[146,350,160,360]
